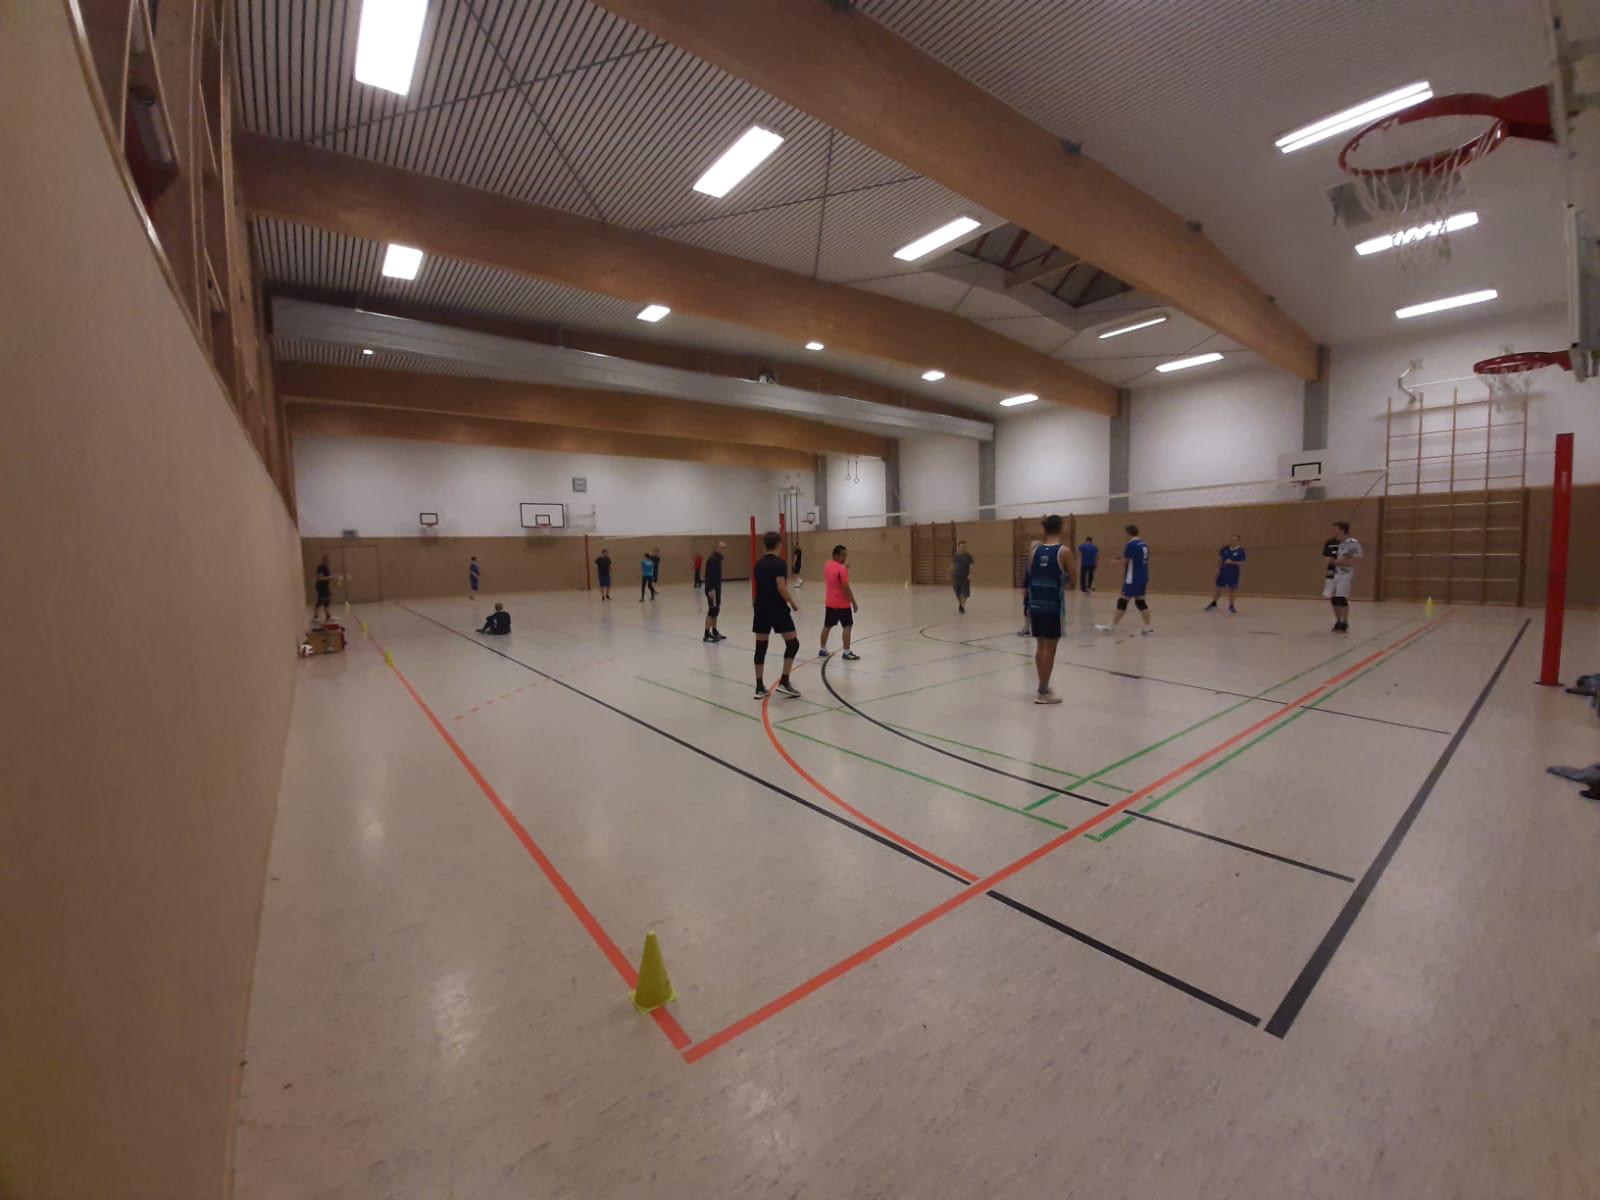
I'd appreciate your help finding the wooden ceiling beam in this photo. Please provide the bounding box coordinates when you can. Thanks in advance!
[277,363,891,458]
[265,285,985,424]
[593,0,1320,381]
[287,403,817,472]
[237,134,1118,413]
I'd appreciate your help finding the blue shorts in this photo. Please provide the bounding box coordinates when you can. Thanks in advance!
[597,574,611,588]
[1216,566,1240,588]
[1120,581,1147,599]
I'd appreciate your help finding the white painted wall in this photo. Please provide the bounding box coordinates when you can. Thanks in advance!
[824,453,888,528]
[292,435,808,537]
[898,434,980,521]
[1128,362,1303,505]
[992,405,1111,515]
[1328,302,1600,487]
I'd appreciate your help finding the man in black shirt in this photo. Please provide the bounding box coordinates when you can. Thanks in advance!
[702,541,727,643]
[752,531,801,699]
[594,549,612,600]
[477,603,511,635]
[313,553,334,622]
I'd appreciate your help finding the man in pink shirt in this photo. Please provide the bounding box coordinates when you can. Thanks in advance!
[819,544,861,660]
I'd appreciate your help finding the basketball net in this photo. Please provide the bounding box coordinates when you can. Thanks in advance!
[1341,113,1501,272]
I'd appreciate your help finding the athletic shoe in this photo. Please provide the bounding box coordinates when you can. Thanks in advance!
[818,648,831,658]
[1228,606,1237,614]
[713,631,727,642]
[1094,624,1112,633]
[703,633,714,642]
[1140,628,1156,636]
[1205,602,1217,611]
[1017,628,1031,637]
[753,683,769,700]
[841,651,860,661]
[1034,692,1063,705]
[775,679,802,698]
[1331,621,1342,633]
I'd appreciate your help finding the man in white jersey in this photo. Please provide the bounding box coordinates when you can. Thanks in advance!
[1323,520,1362,633]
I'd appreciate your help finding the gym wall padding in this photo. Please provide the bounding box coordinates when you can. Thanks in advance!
[2,8,304,1196]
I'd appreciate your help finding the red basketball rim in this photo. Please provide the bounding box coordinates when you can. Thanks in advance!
[1473,350,1572,375]
[1339,86,1554,179]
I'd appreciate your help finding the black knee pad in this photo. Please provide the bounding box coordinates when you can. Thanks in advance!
[707,605,720,619]
[1135,598,1148,612]
[782,639,799,661]
[754,642,768,666]
[1116,597,1130,612]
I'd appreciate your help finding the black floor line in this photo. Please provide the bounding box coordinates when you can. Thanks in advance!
[919,625,1453,736]
[822,653,1357,883]
[921,624,1459,739]
[390,602,1257,1028]
[1262,619,1529,1038]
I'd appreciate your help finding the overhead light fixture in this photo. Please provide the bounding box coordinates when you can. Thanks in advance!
[999,393,1038,407]
[894,216,981,262]
[1356,211,1479,256]
[1394,289,1498,320]
[361,348,374,356]
[380,243,424,280]
[1098,315,1168,340]
[636,304,671,323]
[1156,352,1225,373]
[805,340,825,351]
[354,0,428,96]
[1275,81,1432,154]
[921,369,946,382]
[693,125,785,198]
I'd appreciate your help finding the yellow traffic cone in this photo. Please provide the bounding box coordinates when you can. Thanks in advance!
[1425,596,1435,619]
[631,931,677,1013]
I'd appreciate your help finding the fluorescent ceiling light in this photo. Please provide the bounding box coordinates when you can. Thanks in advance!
[1156,352,1225,373]
[921,369,946,382]
[999,393,1038,407]
[693,125,785,198]
[894,216,981,262]
[805,340,825,351]
[1356,211,1479,256]
[1098,315,1168,340]
[1394,289,1497,320]
[361,348,374,356]
[380,243,424,280]
[636,304,671,323]
[1275,81,1432,154]
[354,0,428,96]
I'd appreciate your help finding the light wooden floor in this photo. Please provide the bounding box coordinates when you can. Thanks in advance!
[235,583,1600,1199]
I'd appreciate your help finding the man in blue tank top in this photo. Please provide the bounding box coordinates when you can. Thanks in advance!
[1024,514,1075,704]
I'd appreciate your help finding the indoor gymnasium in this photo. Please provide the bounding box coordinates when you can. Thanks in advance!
[8,2,1600,1197]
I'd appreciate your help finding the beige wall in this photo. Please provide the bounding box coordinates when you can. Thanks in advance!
[0,6,303,1198]
[798,526,913,585]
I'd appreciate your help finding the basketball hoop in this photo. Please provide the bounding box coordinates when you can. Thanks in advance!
[1340,87,1555,271]
[1474,349,1571,406]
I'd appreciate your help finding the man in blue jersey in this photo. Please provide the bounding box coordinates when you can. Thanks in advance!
[1099,524,1154,635]
[1024,515,1075,704]
[1078,535,1098,592]
[1207,534,1247,613]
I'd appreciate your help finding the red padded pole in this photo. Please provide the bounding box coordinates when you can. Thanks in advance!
[1537,432,1573,686]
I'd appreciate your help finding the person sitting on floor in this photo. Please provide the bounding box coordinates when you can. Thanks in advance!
[477,603,511,635]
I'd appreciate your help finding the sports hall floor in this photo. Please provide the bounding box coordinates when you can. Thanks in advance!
[235,584,1600,1199]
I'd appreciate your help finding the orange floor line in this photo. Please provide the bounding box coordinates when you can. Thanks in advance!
[369,634,691,1052]
[684,614,1452,1062]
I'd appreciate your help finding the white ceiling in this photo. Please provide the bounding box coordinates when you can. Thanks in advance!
[237,0,1569,415]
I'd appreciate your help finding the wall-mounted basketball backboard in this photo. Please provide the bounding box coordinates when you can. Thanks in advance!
[519,502,568,530]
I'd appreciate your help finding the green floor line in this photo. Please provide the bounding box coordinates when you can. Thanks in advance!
[1026,618,1415,812]
[777,659,1028,724]
[638,677,1078,832]
[1089,619,1442,841]
[877,723,1132,794]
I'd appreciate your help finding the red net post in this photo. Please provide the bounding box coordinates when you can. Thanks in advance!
[1537,433,1574,685]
